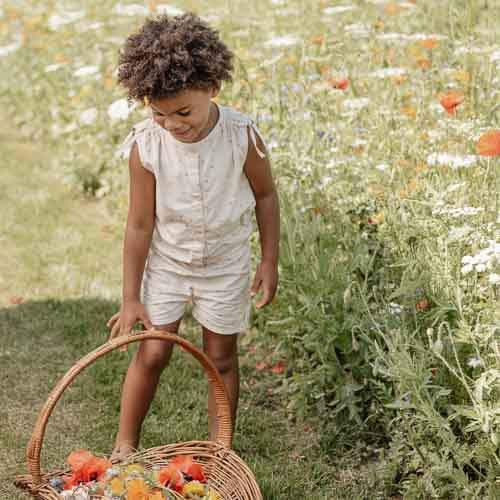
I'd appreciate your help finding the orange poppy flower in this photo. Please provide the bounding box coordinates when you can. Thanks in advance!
[419,38,439,49]
[417,57,432,71]
[476,130,500,156]
[327,77,349,90]
[440,92,464,115]
[64,450,112,489]
[171,455,206,483]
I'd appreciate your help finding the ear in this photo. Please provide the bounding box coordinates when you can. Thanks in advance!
[210,84,221,98]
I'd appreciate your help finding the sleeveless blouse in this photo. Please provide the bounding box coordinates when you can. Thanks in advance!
[117,104,266,267]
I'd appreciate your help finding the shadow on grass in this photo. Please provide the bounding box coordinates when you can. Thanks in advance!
[0,298,358,499]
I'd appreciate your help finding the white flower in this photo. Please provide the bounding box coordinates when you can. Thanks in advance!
[108,98,133,121]
[343,97,370,111]
[323,5,357,15]
[467,357,482,368]
[461,263,474,275]
[48,10,85,30]
[375,163,389,172]
[79,108,98,126]
[44,63,64,73]
[156,4,184,15]
[369,68,407,78]
[475,263,487,273]
[113,3,149,16]
[427,152,478,169]
[489,273,500,285]
[263,35,301,48]
[73,65,99,77]
[0,40,22,57]
[489,49,500,63]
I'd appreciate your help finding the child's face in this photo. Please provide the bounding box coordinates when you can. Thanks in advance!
[149,87,219,143]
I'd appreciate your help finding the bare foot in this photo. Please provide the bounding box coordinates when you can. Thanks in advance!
[110,441,138,462]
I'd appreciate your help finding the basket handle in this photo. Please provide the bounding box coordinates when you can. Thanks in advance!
[26,331,233,486]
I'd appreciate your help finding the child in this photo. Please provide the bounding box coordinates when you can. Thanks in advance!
[106,13,280,460]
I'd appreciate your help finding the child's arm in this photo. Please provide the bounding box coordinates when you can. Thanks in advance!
[244,129,280,309]
[107,142,155,339]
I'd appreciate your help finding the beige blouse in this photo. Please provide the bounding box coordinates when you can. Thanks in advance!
[117,104,266,268]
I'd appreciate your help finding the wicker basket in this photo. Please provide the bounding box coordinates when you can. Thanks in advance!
[15,331,262,499]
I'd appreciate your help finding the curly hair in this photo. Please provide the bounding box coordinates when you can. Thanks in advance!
[117,13,234,101]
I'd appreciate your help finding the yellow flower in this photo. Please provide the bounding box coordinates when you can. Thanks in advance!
[207,489,222,500]
[181,480,206,496]
[110,477,125,496]
[127,478,150,500]
[125,463,146,475]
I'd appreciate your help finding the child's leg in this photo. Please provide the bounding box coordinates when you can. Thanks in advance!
[202,327,239,441]
[112,319,181,459]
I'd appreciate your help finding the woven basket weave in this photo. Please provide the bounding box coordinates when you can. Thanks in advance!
[15,331,262,499]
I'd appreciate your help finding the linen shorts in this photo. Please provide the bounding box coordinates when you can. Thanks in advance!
[141,245,252,335]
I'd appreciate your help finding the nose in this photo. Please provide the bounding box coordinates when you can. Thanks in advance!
[161,115,183,131]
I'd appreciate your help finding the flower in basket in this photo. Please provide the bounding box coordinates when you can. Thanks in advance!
[158,455,206,492]
[63,449,112,489]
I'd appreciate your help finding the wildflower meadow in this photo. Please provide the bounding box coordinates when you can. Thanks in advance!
[1,0,499,498]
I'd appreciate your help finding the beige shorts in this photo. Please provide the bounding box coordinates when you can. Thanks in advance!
[141,245,251,335]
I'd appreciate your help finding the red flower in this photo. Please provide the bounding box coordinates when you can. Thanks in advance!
[270,361,285,374]
[158,455,206,491]
[327,77,349,90]
[64,450,111,489]
[440,92,464,115]
[416,298,430,312]
[476,130,500,157]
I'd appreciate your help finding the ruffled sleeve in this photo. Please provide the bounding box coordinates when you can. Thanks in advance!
[115,118,158,173]
[226,108,268,171]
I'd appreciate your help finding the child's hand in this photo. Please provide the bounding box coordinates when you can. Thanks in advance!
[107,301,153,351]
[251,260,278,309]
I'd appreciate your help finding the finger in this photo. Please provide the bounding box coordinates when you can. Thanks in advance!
[256,287,272,309]
[250,276,262,297]
[141,315,153,331]
[107,313,120,328]
[109,320,121,340]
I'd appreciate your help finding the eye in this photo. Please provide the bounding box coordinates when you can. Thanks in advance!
[177,110,190,117]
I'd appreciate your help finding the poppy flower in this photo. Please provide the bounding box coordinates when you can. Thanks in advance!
[417,58,432,71]
[148,491,165,500]
[64,450,112,489]
[327,77,349,90]
[476,130,500,156]
[416,298,430,311]
[440,92,464,115]
[419,38,439,49]
[270,361,285,374]
[171,455,206,483]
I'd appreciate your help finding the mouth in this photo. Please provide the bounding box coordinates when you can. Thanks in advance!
[170,128,191,137]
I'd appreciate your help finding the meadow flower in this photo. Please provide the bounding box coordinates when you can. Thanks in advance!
[489,273,500,285]
[426,152,477,169]
[467,357,482,368]
[0,40,22,57]
[113,3,149,16]
[476,130,500,156]
[440,91,464,115]
[79,108,98,126]
[48,10,85,31]
[73,65,99,78]
[369,67,407,78]
[263,35,301,48]
[156,4,185,15]
[323,5,358,15]
[107,98,133,121]
[327,77,349,90]
[342,97,370,111]
[44,63,65,73]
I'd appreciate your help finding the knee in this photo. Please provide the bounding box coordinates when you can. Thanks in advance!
[136,346,172,374]
[206,351,237,375]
